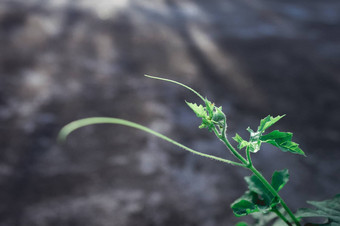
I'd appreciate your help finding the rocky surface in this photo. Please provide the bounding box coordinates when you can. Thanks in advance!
[0,0,339,225]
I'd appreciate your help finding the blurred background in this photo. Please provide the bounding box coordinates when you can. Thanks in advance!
[0,0,339,225]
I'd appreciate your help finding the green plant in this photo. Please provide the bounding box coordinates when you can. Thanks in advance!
[59,75,339,226]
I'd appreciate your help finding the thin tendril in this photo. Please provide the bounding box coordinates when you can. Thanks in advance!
[144,75,205,102]
[59,117,246,168]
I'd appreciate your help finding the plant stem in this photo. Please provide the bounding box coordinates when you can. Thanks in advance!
[219,136,301,226]
[219,136,248,166]
[272,207,292,226]
[245,146,252,167]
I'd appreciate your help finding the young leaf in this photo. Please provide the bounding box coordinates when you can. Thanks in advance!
[185,101,208,118]
[233,133,249,150]
[185,101,211,130]
[212,106,225,124]
[296,194,340,225]
[234,115,285,154]
[260,130,305,156]
[271,169,289,192]
[185,100,226,132]
[204,98,214,118]
[258,115,285,133]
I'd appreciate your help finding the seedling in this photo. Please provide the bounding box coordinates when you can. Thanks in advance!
[59,75,339,225]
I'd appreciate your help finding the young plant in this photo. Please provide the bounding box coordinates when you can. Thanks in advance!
[59,75,339,226]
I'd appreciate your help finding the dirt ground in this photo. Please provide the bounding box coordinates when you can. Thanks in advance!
[0,0,339,225]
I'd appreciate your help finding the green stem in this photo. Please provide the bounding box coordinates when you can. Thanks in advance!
[245,146,252,167]
[219,135,248,166]
[272,207,292,226]
[218,136,300,226]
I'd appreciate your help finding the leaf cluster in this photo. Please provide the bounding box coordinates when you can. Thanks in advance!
[186,98,226,134]
[231,169,289,217]
[233,115,305,156]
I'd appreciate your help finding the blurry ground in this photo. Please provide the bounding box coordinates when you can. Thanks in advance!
[0,0,340,225]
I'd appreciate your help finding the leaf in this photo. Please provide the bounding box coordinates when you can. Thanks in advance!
[260,130,292,141]
[237,115,305,156]
[271,169,289,192]
[204,98,214,117]
[260,130,305,156]
[246,115,284,153]
[233,133,249,150]
[246,170,289,203]
[258,115,285,133]
[185,101,212,130]
[231,170,290,217]
[296,194,340,225]
[231,191,260,216]
[234,115,294,154]
[212,106,225,123]
[186,100,226,132]
[245,174,277,208]
[185,101,208,118]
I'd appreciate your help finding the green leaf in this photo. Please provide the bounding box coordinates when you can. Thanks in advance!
[204,98,214,118]
[185,101,208,118]
[231,191,260,216]
[233,133,249,150]
[258,115,285,133]
[245,174,277,208]
[296,194,340,225]
[186,99,226,132]
[248,115,284,153]
[260,130,305,156]
[231,170,290,217]
[235,115,285,153]
[186,101,212,130]
[271,169,289,192]
[212,106,225,124]
[238,115,305,156]
[260,130,292,141]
